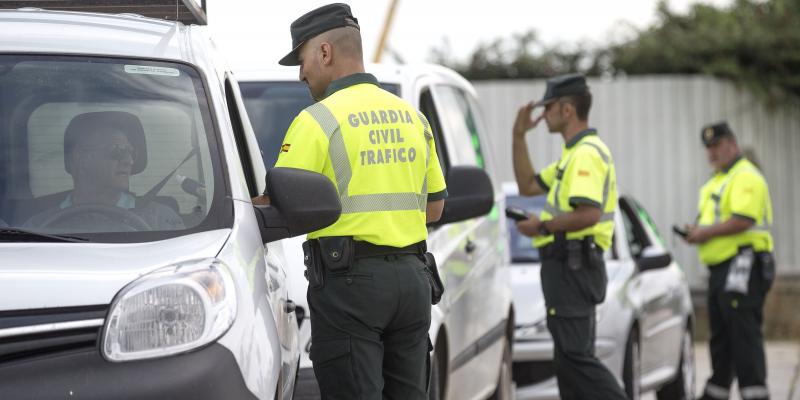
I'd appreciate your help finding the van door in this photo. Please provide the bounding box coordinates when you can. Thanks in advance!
[424,84,507,398]
[618,197,683,379]
[224,73,297,383]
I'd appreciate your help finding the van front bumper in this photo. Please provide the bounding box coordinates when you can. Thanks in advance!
[0,343,259,400]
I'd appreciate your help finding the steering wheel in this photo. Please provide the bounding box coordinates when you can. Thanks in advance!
[37,204,152,231]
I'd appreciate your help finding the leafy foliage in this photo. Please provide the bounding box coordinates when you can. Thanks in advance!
[430,0,800,101]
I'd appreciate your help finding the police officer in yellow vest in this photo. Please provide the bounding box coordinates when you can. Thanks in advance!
[683,122,774,400]
[512,74,627,400]
[271,4,447,399]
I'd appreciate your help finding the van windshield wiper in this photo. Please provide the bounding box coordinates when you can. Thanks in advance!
[0,228,90,243]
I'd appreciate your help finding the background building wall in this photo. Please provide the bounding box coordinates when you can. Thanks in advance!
[474,75,800,288]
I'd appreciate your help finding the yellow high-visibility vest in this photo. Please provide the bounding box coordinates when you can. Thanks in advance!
[697,157,773,266]
[274,73,447,247]
[533,130,617,250]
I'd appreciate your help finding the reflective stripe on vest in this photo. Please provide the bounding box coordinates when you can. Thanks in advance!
[305,102,431,214]
[709,165,771,232]
[545,141,614,222]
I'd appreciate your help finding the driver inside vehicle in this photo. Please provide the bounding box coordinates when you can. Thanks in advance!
[24,111,185,232]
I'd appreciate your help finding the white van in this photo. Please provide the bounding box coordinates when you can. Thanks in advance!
[0,9,340,399]
[236,64,515,400]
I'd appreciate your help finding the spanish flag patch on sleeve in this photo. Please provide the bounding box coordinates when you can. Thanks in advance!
[280,143,291,153]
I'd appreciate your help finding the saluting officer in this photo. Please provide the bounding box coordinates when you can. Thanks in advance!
[683,122,774,400]
[511,74,627,399]
[270,3,448,399]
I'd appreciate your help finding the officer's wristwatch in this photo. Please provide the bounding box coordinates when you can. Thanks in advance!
[538,221,551,236]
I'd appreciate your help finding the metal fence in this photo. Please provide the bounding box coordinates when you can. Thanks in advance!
[473,75,800,288]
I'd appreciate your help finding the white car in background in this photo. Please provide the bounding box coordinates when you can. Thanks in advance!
[503,182,696,400]
[236,64,515,400]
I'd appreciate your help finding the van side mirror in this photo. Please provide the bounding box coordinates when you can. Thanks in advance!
[432,166,494,226]
[254,168,341,243]
[636,245,672,271]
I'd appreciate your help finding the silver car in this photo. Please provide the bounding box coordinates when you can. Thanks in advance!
[504,183,696,400]
[0,8,340,399]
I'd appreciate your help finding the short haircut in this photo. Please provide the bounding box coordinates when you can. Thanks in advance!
[560,93,592,121]
[323,26,363,60]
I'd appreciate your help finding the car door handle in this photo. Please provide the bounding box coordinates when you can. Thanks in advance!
[284,300,296,314]
[465,240,477,254]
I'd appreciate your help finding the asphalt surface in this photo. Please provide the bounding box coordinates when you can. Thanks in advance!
[641,341,800,400]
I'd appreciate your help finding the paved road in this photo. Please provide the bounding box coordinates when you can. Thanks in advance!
[642,341,800,400]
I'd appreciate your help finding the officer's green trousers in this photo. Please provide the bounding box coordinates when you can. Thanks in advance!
[308,254,432,400]
[701,255,772,400]
[541,256,627,400]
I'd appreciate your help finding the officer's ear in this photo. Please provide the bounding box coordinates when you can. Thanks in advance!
[319,41,334,66]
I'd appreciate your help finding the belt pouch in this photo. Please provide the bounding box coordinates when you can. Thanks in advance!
[422,252,444,305]
[318,236,354,272]
[582,237,602,269]
[725,246,754,295]
[302,240,324,289]
[566,241,583,271]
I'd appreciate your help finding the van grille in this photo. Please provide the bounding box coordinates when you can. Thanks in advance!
[0,305,107,363]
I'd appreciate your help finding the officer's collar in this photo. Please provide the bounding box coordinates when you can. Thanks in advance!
[565,128,597,149]
[322,72,379,99]
[721,154,744,174]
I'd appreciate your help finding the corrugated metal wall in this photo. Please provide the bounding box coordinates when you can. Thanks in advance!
[474,75,800,288]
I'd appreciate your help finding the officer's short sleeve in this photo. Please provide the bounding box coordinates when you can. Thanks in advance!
[536,162,558,192]
[729,171,767,223]
[274,110,329,172]
[419,113,447,201]
[565,147,606,209]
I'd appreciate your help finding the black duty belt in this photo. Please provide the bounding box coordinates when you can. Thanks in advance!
[354,240,426,259]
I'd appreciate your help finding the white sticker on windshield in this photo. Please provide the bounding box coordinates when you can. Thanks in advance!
[124,65,180,77]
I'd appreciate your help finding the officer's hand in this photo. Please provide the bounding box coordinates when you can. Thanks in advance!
[516,215,541,237]
[685,225,708,244]
[513,102,544,139]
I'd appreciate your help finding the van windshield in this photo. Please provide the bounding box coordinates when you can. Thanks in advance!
[240,81,400,169]
[0,55,228,242]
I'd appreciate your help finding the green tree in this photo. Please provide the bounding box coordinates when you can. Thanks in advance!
[610,0,800,102]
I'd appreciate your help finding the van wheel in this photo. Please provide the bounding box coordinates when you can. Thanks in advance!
[488,338,513,400]
[657,327,695,400]
[428,348,445,400]
[623,328,641,400]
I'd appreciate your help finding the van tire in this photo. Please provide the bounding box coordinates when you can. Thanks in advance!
[656,327,695,400]
[488,337,513,400]
[428,348,444,400]
[623,328,641,400]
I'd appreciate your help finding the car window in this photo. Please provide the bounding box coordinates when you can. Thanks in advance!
[419,89,450,177]
[620,204,646,258]
[239,81,399,170]
[632,198,667,248]
[432,85,485,168]
[0,55,226,241]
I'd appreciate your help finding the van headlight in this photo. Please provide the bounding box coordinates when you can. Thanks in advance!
[102,258,236,362]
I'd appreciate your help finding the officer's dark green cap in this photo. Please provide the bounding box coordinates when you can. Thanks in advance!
[533,73,589,108]
[279,3,360,66]
[701,121,735,147]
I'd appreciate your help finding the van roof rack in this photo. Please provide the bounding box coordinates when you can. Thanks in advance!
[0,0,207,25]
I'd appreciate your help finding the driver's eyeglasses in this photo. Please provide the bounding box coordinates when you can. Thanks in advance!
[82,144,137,161]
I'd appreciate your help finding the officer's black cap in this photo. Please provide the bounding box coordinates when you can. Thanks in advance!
[279,3,360,66]
[701,121,735,147]
[533,73,590,108]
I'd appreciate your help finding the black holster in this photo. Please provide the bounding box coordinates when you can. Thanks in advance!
[422,252,444,305]
[302,240,324,289]
[318,236,355,272]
